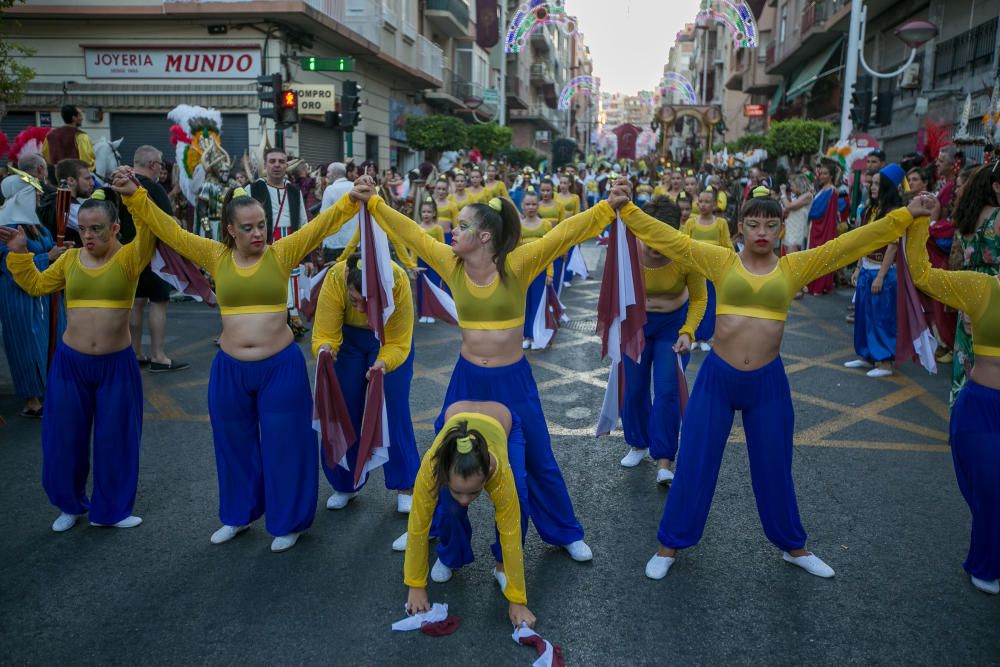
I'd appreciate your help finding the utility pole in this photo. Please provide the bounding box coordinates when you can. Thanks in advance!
[840,0,863,140]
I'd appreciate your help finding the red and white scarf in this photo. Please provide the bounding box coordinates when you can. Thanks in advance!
[895,232,937,374]
[418,274,459,324]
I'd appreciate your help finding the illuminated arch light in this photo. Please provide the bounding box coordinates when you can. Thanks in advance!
[558,76,600,111]
[505,0,579,53]
[696,0,758,48]
[658,72,697,104]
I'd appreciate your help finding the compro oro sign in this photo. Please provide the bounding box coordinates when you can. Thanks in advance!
[83,45,261,79]
[284,84,337,114]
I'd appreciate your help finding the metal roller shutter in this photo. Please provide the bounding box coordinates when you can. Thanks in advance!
[110,113,248,168]
[1,113,39,152]
[298,119,343,169]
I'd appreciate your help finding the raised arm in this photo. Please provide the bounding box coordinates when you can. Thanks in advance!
[116,209,159,280]
[681,271,708,340]
[4,245,70,296]
[508,200,615,283]
[905,216,992,318]
[273,192,360,271]
[618,202,733,284]
[378,269,414,371]
[367,195,457,280]
[310,264,347,359]
[717,218,735,250]
[786,207,914,290]
[336,223,417,270]
[122,188,223,273]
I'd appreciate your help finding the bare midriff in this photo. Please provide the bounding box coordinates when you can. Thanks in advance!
[63,308,132,355]
[712,314,785,370]
[219,311,294,361]
[460,328,525,367]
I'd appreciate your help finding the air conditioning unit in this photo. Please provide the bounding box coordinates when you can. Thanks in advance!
[899,62,920,89]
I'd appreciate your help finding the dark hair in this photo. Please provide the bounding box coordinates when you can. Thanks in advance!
[220,187,265,248]
[263,147,287,162]
[55,158,88,183]
[345,161,358,177]
[642,195,682,229]
[419,197,438,220]
[431,421,491,490]
[467,198,521,281]
[868,150,886,161]
[60,105,79,124]
[906,166,930,189]
[345,252,363,292]
[78,187,120,225]
[953,165,999,235]
[740,191,784,222]
[862,172,903,223]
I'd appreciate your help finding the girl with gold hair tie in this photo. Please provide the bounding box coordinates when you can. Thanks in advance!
[431,177,458,239]
[466,167,488,204]
[556,173,584,289]
[518,187,553,349]
[1,186,154,532]
[484,162,510,201]
[450,170,474,212]
[110,166,366,553]
[416,196,446,324]
[682,186,735,352]
[610,179,934,581]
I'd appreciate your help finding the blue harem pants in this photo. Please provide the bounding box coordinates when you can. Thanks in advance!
[208,342,317,537]
[658,351,807,552]
[523,272,546,338]
[694,282,716,342]
[853,265,897,363]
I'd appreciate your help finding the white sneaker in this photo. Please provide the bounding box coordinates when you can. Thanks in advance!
[396,494,413,514]
[522,339,531,349]
[326,491,358,510]
[52,512,82,533]
[559,314,570,323]
[645,553,676,580]
[563,281,572,289]
[563,540,593,562]
[431,558,452,583]
[782,551,835,578]
[866,367,893,378]
[418,316,428,324]
[210,524,249,544]
[699,341,711,352]
[843,359,873,369]
[271,532,301,552]
[90,515,142,528]
[493,567,508,592]
[971,576,1000,594]
[620,449,646,468]
[656,468,674,484]
[426,317,436,324]
[392,531,408,552]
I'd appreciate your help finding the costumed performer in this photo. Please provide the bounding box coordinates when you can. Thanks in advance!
[518,187,554,349]
[682,187,734,351]
[556,173,584,289]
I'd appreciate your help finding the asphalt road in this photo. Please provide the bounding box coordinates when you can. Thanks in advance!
[1,245,997,665]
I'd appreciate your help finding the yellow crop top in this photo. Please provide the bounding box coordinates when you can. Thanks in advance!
[556,193,581,218]
[519,219,552,244]
[5,219,156,309]
[422,223,445,244]
[405,412,525,604]
[336,224,418,270]
[465,187,488,205]
[434,196,458,230]
[682,216,733,249]
[642,261,708,339]
[122,187,357,316]
[536,200,564,226]
[619,202,914,322]
[487,180,511,200]
[311,259,414,370]
[369,195,614,330]
[451,191,476,211]
[906,217,1000,357]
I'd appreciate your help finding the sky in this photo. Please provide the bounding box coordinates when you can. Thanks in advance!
[569,0,703,96]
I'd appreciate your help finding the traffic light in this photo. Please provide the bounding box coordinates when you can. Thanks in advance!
[280,89,299,127]
[324,110,341,128]
[850,75,873,131]
[257,73,282,121]
[340,80,361,129]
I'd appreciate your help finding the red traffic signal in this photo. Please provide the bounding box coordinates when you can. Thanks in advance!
[282,90,298,109]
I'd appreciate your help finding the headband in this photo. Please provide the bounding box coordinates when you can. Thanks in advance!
[89,189,107,201]
[232,186,249,198]
[355,258,363,270]
[456,435,473,454]
[752,185,771,198]
[488,197,502,212]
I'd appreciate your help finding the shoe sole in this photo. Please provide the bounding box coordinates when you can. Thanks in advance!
[149,365,191,373]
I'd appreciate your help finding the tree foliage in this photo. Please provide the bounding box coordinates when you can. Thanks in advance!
[766,119,835,157]
[0,0,35,112]
[404,115,468,153]
[466,122,513,158]
[498,146,541,168]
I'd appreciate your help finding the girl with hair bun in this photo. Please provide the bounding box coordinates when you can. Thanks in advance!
[450,170,474,212]
[1,186,154,533]
[111,166,367,553]
[484,162,510,201]
[363,180,633,564]
[612,178,936,582]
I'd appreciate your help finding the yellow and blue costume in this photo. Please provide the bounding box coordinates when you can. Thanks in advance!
[519,219,553,339]
[681,215,733,342]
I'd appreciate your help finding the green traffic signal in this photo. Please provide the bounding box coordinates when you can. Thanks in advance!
[301,57,354,72]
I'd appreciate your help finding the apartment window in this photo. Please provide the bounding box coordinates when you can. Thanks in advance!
[779,6,787,43]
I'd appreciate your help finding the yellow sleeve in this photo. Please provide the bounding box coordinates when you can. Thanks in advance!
[680,217,695,237]
[77,134,96,169]
[905,216,991,318]
[786,207,914,290]
[404,441,444,590]
[336,230,359,263]
[367,196,457,282]
[717,218,734,250]
[509,201,614,283]
[495,181,511,200]
[122,188,223,274]
[310,263,346,359]
[717,191,728,213]
[487,466,527,605]
[273,193,360,272]
[115,208,158,279]
[4,248,70,296]
[619,202,733,284]
[41,138,51,163]
[378,267,414,371]
[429,225,445,243]
[680,270,708,339]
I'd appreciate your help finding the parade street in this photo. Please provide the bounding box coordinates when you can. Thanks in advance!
[0,246,995,665]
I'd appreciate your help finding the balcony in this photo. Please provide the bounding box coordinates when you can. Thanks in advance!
[767,0,850,75]
[505,60,530,110]
[530,63,554,85]
[531,25,554,55]
[508,105,563,134]
[344,0,382,44]
[416,34,444,82]
[425,0,470,38]
[934,17,998,85]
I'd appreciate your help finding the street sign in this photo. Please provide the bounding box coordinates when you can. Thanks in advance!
[743,104,766,117]
[300,56,354,72]
[481,87,499,106]
[283,84,337,114]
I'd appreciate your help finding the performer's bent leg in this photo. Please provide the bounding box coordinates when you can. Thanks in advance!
[326,332,372,493]
[382,345,420,491]
[434,487,476,570]
[492,414,529,563]
[621,349,653,450]
[649,312,687,462]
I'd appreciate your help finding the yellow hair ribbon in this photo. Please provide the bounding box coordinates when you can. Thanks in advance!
[525,186,536,194]
[90,189,107,201]
[424,195,434,202]
[488,197,502,212]
[752,185,771,198]
[355,258,363,270]
[232,186,249,198]
[456,435,473,454]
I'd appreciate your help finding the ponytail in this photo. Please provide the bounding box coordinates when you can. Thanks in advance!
[220,186,264,248]
[432,420,491,490]
[468,197,520,281]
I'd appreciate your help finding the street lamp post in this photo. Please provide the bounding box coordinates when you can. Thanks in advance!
[839,2,939,140]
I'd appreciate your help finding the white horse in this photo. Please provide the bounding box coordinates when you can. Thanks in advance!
[93,137,123,182]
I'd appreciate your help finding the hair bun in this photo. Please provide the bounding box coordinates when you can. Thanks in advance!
[90,189,106,201]
[456,435,473,454]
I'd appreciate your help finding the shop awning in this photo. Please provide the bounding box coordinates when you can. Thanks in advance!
[785,39,844,101]
[768,78,785,116]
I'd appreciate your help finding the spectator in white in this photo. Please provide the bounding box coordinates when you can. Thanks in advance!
[320,162,356,264]
[120,145,189,372]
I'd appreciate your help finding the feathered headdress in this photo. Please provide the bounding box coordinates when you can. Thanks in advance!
[0,131,10,161]
[167,105,223,136]
[921,118,951,166]
[9,127,51,162]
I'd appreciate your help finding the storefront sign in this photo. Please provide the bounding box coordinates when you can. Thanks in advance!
[285,84,337,114]
[83,46,261,79]
[743,104,766,117]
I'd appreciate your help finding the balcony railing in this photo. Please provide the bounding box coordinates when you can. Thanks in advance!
[425,0,469,26]
[344,0,381,43]
[766,43,775,67]
[304,0,346,21]
[530,63,554,84]
[934,17,998,85]
[417,34,444,82]
[402,18,417,42]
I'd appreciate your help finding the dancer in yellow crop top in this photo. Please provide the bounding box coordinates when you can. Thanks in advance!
[415,197,447,324]
[536,179,563,226]
[431,178,458,234]
[518,188,555,349]
[404,401,535,628]
[613,178,939,584]
[906,215,1000,594]
[365,176,632,565]
[485,162,511,201]
[1,187,155,532]
[466,167,488,204]
[555,174,581,218]
[113,166,370,554]
[450,170,476,211]
[682,188,734,350]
